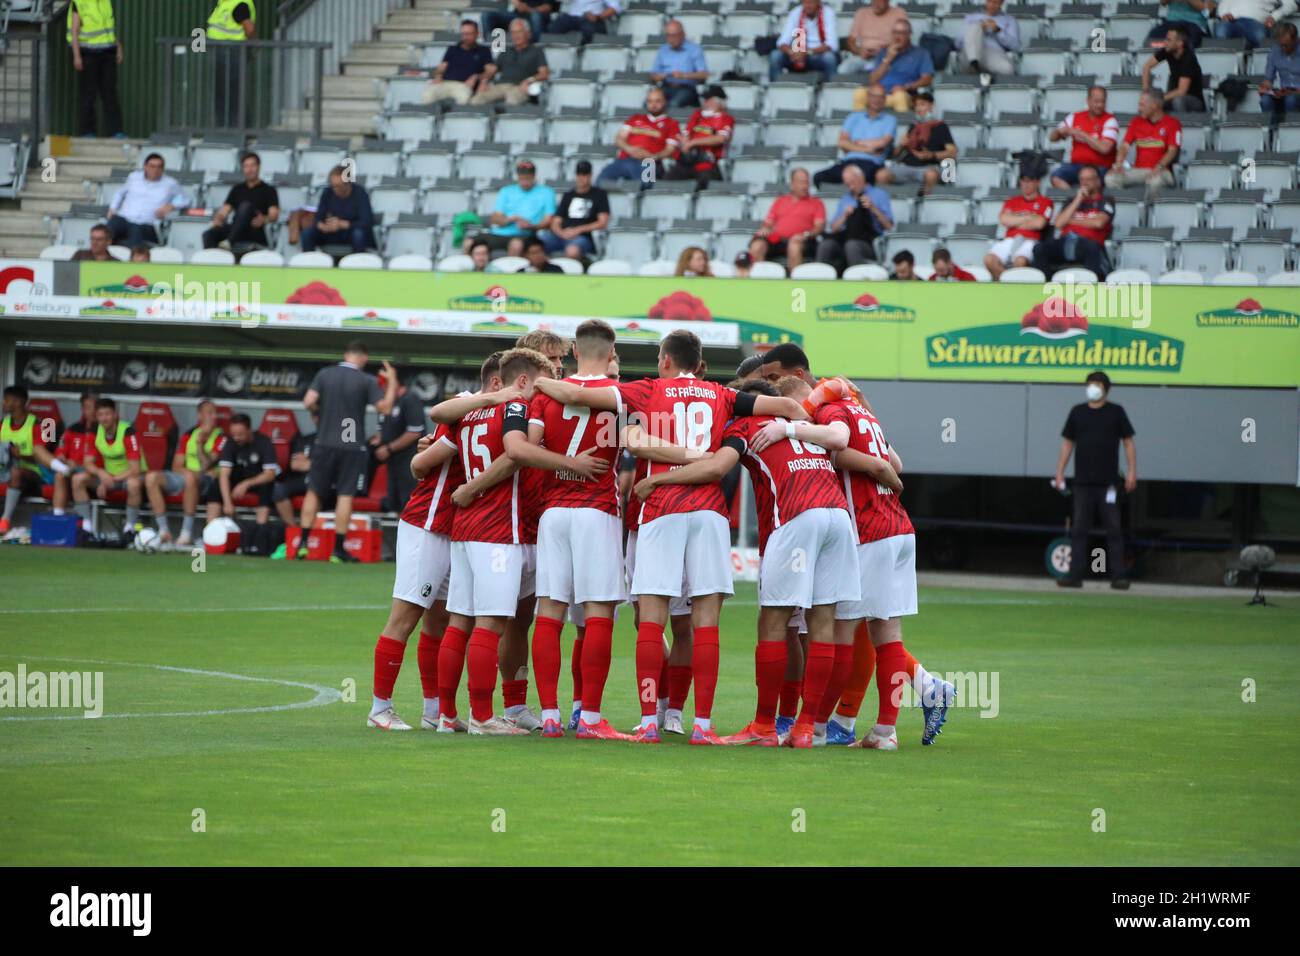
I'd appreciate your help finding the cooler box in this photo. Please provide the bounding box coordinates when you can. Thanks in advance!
[31,513,79,547]
[288,514,382,563]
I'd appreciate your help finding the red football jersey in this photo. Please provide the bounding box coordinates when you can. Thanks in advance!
[682,109,735,168]
[616,374,745,526]
[1124,114,1182,170]
[618,112,681,159]
[816,399,913,543]
[57,421,95,465]
[400,424,461,535]
[451,400,528,544]
[529,375,622,517]
[1061,110,1119,169]
[722,416,848,554]
[1000,193,1055,240]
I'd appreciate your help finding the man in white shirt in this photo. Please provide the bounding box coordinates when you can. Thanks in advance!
[958,0,1020,76]
[1214,0,1297,49]
[106,153,192,247]
[771,0,840,82]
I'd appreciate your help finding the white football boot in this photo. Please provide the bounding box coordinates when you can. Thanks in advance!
[469,715,531,736]
[368,707,413,731]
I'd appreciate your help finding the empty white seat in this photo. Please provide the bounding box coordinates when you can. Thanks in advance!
[790,262,838,280]
[387,254,433,271]
[549,256,585,275]
[339,252,385,270]
[1264,271,1300,286]
[38,244,78,260]
[750,261,787,278]
[841,263,890,281]
[240,249,285,266]
[1105,269,1155,285]
[145,246,185,263]
[709,260,735,277]
[288,251,334,268]
[190,248,236,265]
[1052,267,1098,283]
[1210,271,1258,285]
[637,260,676,277]
[436,254,475,272]
[487,255,528,274]
[587,258,632,276]
[999,266,1047,283]
[1157,270,1204,285]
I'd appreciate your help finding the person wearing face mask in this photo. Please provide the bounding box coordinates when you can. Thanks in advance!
[1054,371,1137,589]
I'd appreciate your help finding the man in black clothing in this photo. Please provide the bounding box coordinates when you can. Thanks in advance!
[539,160,609,260]
[202,152,281,253]
[1141,24,1206,112]
[205,412,279,553]
[371,373,425,512]
[816,163,894,274]
[301,165,377,254]
[517,236,565,273]
[273,412,320,526]
[1054,371,1137,588]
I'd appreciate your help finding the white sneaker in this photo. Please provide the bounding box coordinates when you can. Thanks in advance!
[420,714,441,730]
[436,714,468,733]
[854,730,898,751]
[176,533,193,548]
[505,706,543,732]
[812,728,827,747]
[662,713,685,735]
[469,715,531,736]
[368,707,412,731]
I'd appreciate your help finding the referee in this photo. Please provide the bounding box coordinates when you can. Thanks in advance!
[295,341,397,563]
[1054,371,1137,589]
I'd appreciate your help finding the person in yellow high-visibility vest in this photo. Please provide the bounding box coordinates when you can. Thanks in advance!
[70,397,146,535]
[67,0,124,137]
[207,0,257,127]
[145,399,224,548]
[0,385,72,535]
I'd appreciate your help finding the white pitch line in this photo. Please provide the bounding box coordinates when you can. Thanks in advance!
[0,604,390,615]
[0,656,343,722]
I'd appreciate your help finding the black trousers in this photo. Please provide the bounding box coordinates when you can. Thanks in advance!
[77,47,123,136]
[1069,482,1126,581]
[813,159,882,189]
[383,449,418,513]
[1032,234,1112,279]
[202,200,265,250]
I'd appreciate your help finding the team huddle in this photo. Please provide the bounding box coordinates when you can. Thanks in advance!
[367,323,955,749]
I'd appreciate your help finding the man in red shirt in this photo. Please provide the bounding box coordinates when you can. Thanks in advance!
[665,85,735,188]
[1105,90,1181,196]
[1032,164,1115,278]
[928,247,977,281]
[597,86,681,188]
[50,390,98,521]
[985,173,1054,279]
[749,167,826,270]
[1048,85,1119,189]
[532,330,807,744]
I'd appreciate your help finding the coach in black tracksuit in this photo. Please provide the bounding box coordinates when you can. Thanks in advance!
[1055,371,1137,589]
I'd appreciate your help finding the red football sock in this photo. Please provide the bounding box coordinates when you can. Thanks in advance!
[570,630,585,704]
[797,642,836,728]
[416,630,440,700]
[778,680,803,720]
[530,615,564,711]
[816,643,856,724]
[372,635,406,701]
[635,621,666,717]
[657,656,671,702]
[755,640,788,728]
[436,625,469,719]
[875,640,910,727]
[502,678,528,710]
[667,665,692,711]
[835,623,876,720]
[691,625,720,721]
[467,628,501,722]
[580,616,614,713]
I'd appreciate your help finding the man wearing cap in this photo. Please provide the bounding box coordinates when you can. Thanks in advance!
[733,251,753,277]
[472,159,558,253]
[650,19,709,108]
[665,85,734,188]
[470,17,549,106]
[539,160,610,259]
[598,87,681,188]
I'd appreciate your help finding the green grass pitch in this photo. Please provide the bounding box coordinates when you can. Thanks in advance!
[1,547,1297,866]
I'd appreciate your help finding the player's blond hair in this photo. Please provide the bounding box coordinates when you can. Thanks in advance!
[515,329,568,356]
[499,346,554,382]
[775,375,811,398]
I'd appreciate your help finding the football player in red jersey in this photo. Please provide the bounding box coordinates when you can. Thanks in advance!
[633,379,863,748]
[532,329,807,744]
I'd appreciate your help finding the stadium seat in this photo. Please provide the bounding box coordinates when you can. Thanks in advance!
[1178,228,1233,279]
[999,266,1047,283]
[1052,267,1098,283]
[817,83,861,118]
[190,248,236,265]
[547,108,599,147]
[548,75,599,115]
[147,246,185,264]
[587,259,632,275]
[640,182,696,224]
[39,244,78,260]
[1108,5,1157,47]
[384,214,438,259]
[340,253,385,270]
[1118,228,1173,274]
[918,190,975,233]
[659,223,712,264]
[1196,37,1246,79]
[249,131,297,177]
[190,132,245,177]
[986,79,1039,121]
[495,107,546,147]
[842,263,890,281]
[141,134,189,172]
[296,139,349,184]
[764,116,815,153]
[986,113,1039,152]
[1105,269,1156,285]
[750,261,787,278]
[763,81,818,119]
[257,409,299,472]
[1147,190,1205,239]
[436,254,475,272]
[956,150,1007,194]
[694,184,750,227]
[1264,271,1300,286]
[943,224,998,266]
[882,226,939,267]
[720,5,770,45]
[618,9,664,45]
[1217,114,1271,155]
[1276,120,1300,153]
[549,256,585,275]
[1105,78,1144,115]
[240,249,285,266]
[1020,39,1072,78]
[1184,152,1239,195]
[790,262,837,280]
[637,260,676,276]
[440,107,494,148]
[1236,229,1293,281]
[387,253,433,271]
[380,109,438,148]
[1075,37,1130,80]
[1157,270,1205,285]
[711,227,755,263]
[538,34,581,73]
[384,73,434,111]
[1250,153,1298,201]
[486,255,527,274]
[133,402,178,478]
[1108,189,1148,239]
[420,179,474,217]
[731,149,783,189]
[458,147,510,186]
[579,36,632,78]
[1207,190,1263,240]
[720,81,759,114]
[1210,270,1258,286]
[289,251,334,268]
[351,463,388,513]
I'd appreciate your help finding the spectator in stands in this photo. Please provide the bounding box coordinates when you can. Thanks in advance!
[813,83,896,188]
[875,90,955,195]
[547,0,620,43]
[890,249,919,279]
[50,391,99,521]
[816,163,895,274]
[1147,0,1211,47]
[1260,22,1300,115]
[1054,370,1137,590]
[105,153,190,248]
[370,372,425,512]
[483,2,554,48]
[72,224,114,261]
[1216,0,1297,49]
[540,160,610,260]
[423,20,493,105]
[145,399,222,547]
[675,246,714,277]
[202,152,280,254]
[206,0,257,126]
[1106,91,1181,196]
[985,173,1054,280]
[771,0,840,82]
[470,18,549,106]
[929,247,977,281]
[666,85,735,188]
[1141,24,1206,112]
[650,19,709,109]
[839,0,909,74]
[1032,165,1114,279]
[474,159,557,253]
[867,19,934,112]
[750,167,825,270]
[1048,85,1119,188]
[68,0,123,138]
[206,413,278,554]
[957,0,1019,77]
[1,385,72,535]
[301,165,376,255]
[517,236,565,272]
[129,245,150,262]
[70,397,143,535]
[733,251,753,277]
[469,237,493,270]
[273,411,318,530]
[598,87,681,187]
[295,342,397,564]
